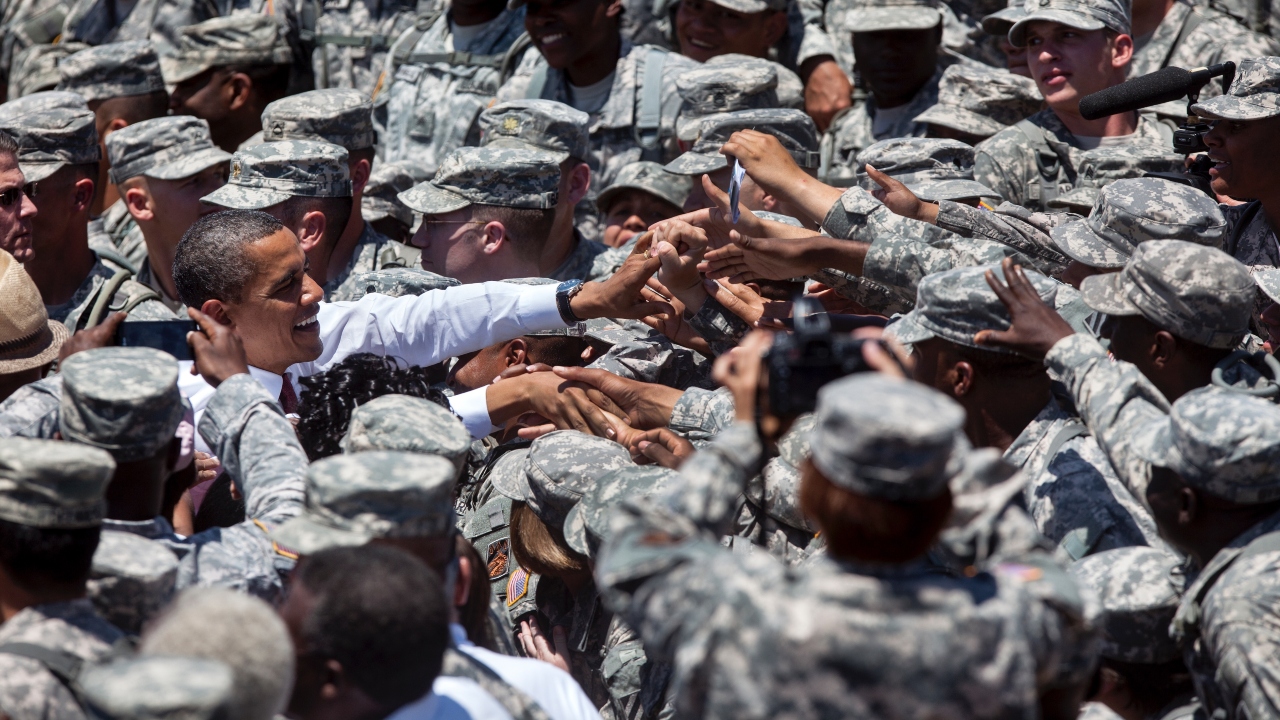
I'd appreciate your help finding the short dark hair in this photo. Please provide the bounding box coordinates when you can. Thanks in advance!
[523,335,589,368]
[225,63,292,106]
[296,353,450,461]
[0,130,17,156]
[278,195,353,256]
[294,545,449,709]
[0,518,100,592]
[174,210,285,308]
[90,91,169,126]
[471,205,557,262]
[948,341,1047,380]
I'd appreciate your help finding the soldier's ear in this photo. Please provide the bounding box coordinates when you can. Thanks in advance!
[604,0,624,18]
[507,338,530,366]
[763,9,787,46]
[123,184,154,221]
[950,361,975,397]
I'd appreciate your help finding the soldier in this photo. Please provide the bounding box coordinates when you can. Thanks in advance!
[200,140,362,296]
[889,264,1165,560]
[596,362,1097,719]
[341,394,471,468]
[56,41,169,219]
[912,63,1043,147]
[596,161,691,249]
[972,0,1171,211]
[818,0,956,181]
[670,0,788,63]
[362,160,419,244]
[477,99,627,277]
[105,116,232,311]
[271,450,601,720]
[1069,547,1196,720]
[1042,145,1186,215]
[1192,57,1280,329]
[981,0,1030,76]
[86,530,179,637]
[304,0,416,97]
[495,0,696,193]
[256,89,421,301]
[0,437,123,720]
[0,247,66,404]
[0,106,175,330]
[162,15,294,152]
[672,57,803,145]
[380,0,532,173]
[78,656,234,720]
[58,343,307,602]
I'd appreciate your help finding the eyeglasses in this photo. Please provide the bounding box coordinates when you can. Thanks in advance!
[0,188,20,208]
[22,182,38,199]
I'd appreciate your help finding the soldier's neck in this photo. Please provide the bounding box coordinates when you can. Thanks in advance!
[327,208,366,284]
[0,572,85,622]
[27,229,96,307]
[539,222,578,277]
[1054,106,1137,140]
[564,29,621,87]
[104,469,165,522]
[144,234,181,301]
[962,379,1052,453]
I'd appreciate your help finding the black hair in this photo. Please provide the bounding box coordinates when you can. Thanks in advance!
[296,353,450,461]
[523,335,590,368]
[0,518,99,591]
[950,341,1047,379]
[174,210,285,308]
[224,63,292,106]
[192,472,247,533]
[294,545,449,709]
[278,195,353,255]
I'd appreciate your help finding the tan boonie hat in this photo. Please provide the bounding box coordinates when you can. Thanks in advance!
[0,437,115,528]
[161,14,293,85]
[0,248,69,373]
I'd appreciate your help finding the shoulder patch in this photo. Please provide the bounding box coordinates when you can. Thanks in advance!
[506,567,529,607]
[487,538,510,580]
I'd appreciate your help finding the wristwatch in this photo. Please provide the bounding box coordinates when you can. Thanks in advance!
[556,279,585,325]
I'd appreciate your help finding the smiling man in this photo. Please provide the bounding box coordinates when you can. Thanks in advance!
[673,0,788,63]
[972,0,1170,211]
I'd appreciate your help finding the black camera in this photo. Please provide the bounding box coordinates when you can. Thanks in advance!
[765,297,876,418]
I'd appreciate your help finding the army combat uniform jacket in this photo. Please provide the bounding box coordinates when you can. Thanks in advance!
[49,256,176,332]
[324,221,422,301]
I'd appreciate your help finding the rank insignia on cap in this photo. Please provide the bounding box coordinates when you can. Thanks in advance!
[506,567,530,606]
[501,116,520,134]
[487,538,510,580]
[231,162,242,179]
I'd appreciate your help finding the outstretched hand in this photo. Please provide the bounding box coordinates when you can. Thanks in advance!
[865,165,937,224]
[699,232,828,283]
[720,130,808,201]
[571,250,676,321]
[550,365,684,429]
[703,278,792,328]
[973,258,1075,360]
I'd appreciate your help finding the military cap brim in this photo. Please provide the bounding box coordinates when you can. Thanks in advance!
[1129,415,1188,477]
[595,179,686,213]
[849,6,942,32]
[664,151,729,175]
[907,178,1000,203]
[488,447,533,503]
[141,146,232,182]
[886,310,937,346]
[272,513,374,556]
[200,183,293,210]
[1045,186,1099,214]
[1010,10,1106,46]
[1051,217,1130,268]
[398,181,474,215]
[1191,94,1280,121]
[563,503,590,556]
[1079,270,1143,316]
[913,105,1007,138]
[1256,267,1280,305]
[981,5,1026,34]
[18,160,67,184]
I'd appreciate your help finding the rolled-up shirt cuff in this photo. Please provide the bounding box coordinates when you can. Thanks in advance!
[449,386,496,439]
[518,284,569,331]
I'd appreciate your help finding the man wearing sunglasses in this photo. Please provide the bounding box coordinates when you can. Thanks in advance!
[0,132,36,264]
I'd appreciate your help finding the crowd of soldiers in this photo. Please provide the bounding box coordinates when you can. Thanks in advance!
[3,0,1280,714]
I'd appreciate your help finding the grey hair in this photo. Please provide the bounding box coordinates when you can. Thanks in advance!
[173,209,285,308]
[0,130,16,156]
[140,587,295,720]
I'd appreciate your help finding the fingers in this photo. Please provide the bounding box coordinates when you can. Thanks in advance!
[629,230,653,256]
[861,339,906,379]
[99,311,127,335]
[516,423,557,441]
[864,164,902,192]
[551,626,571,660]
[628,300,677,320]
[702,174,732,213]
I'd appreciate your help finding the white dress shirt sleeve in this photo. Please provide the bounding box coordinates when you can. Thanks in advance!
[448,387,497,439]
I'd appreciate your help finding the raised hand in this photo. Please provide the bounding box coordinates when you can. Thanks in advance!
[703,278,792,327]
[58,311,126,362]
[699,232,829,283]
[571,250,675,321]
[628,427,696,469]
[720,129,809,201]
[800,57,852,132]
[973,257,1075,360]
[866,165,938,224]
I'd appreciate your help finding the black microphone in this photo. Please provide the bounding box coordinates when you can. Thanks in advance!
[1079,63,1236,120]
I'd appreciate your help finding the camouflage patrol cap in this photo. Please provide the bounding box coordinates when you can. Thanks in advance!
[705,55,804,105]
[340,394,472,469]
[343,267,459,301]
[106,116,232,185]
[1132,386,1280,503]
[857,138,999,203]
[1045,144,1187,213]
[810,374,967,501]
[842,0,942,32]
[59,347,184,463]
[889,264,1057,353]
[701,0,788,14]
[564,465,679,557]
[0,437,114,528]
[981,0,1027,35]
[81,656,234,720]
[1009,0,1130,46]
[88,530,179,636]
[363,161,419,226]
[595,161,693,212]
[912,64,1042,139]
[1256,267,1280,305]
[1052,178,1226,270]
[479,99,590,163]
[56,41,165,103]
[274,451,458,555]
[667,108,820,174]
[1080,240,1254,349]
[0,106,101,183]
[8,43,90,100]
[675,61,786,141]
[491,430,632,529]
[1069,546,1182,663]
[161,14,293,85]
[261,89,375,152]
[0,91,87,121]
[399,146,562,214]
[201,140,351,210]
[1191,56,1280,121]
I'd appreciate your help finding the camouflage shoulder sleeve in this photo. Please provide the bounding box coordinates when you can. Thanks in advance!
[973,128,1027,207]
[819,186,883,240]
[862,232,1022,300]
[659,422,763,534]
[668,386,734,441]
[795,0,836,66]
[0,375,62,438]
[934,200,1071,272]
[685,296,750,357]
[810,268,915,316]
[1044,333,1171,504]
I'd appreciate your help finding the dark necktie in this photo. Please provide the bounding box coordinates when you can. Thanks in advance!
[279,373,299,414]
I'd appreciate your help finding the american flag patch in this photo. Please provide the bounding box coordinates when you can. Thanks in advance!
[506,567,530,607]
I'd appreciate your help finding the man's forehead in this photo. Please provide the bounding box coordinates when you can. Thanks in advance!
[0,157,25,188]
[246,227,304,266]
[1024,19,1094,38]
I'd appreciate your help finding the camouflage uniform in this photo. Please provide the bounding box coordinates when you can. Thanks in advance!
[7,43,89,100]
[79,656,235,720]
[305,0,416,97]
[362,159,419,234]
[496,38,697,192]
[0,107,174,329]
[912,62,1043,142]
[258,89,421,300]
[59,0,215,55]
[0,437,123,720]
[337,265,460,300]
[380,4,530,174]
[87,530,179,637]
[892,265,1166,560]
[159,15,293,96]
[201,139,352,212]
[102,115,233,310]
[672,57,804,143]
[596,375,1098,719]
[0,0,75,98]
[340,393,472,470]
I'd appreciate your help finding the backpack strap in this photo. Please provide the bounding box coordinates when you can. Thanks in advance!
[1045,421,1088,463]
[388,8,444,74]
[442,648,555,720]
[633,46,667,155]
[1162,5,1205,69]
[84,269,134,331]
[524,63,550,100]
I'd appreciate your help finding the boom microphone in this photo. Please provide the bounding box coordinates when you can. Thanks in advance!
[1078,63,1235,120]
